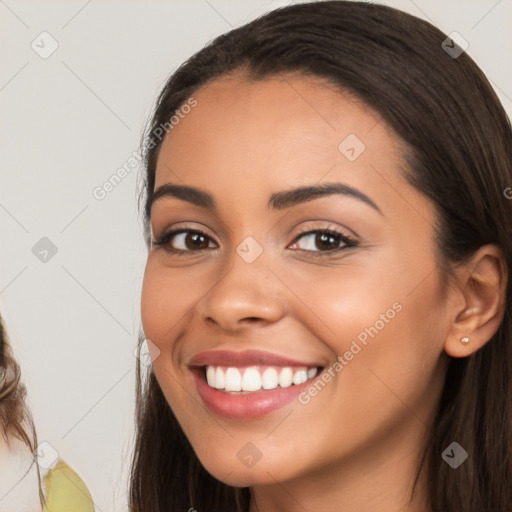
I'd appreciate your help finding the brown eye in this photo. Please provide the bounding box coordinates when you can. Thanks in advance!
[181,231,210,250]
[152,229,217,253]
[289,229,358,255]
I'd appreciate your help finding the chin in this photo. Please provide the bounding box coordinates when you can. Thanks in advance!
[198,454,296,488]
[212,470,280,488]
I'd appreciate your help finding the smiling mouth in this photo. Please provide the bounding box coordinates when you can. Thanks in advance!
[199,364,324,394]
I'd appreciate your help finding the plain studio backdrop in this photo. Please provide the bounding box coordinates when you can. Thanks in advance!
[1,0,511,510]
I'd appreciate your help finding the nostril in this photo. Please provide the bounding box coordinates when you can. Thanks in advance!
[243,317,263,324]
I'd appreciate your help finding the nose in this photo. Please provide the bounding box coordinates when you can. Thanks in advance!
[198,248,285,332]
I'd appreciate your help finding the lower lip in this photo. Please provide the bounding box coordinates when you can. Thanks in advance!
[190,368,318,420]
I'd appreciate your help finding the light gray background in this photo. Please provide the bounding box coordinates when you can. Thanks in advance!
[1,0,511,510]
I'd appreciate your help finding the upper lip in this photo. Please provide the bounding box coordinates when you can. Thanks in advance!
[188,349,324,368]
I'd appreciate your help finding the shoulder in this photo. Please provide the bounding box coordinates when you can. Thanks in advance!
[0,433,42,512]
[0,434,96,512]
[41,459,96,512]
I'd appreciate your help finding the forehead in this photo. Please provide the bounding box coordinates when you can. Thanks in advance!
[153,73,432,224]
[157,73,390,172]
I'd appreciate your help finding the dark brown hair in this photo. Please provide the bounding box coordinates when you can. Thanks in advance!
[130,1,512,510]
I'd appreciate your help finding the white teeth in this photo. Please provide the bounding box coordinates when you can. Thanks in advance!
[225,367,242,391]
[292,368,308,385]
[261,368,278,390]
[214,367,225,389]
[278,367,293,388]
[241,367,261,391]
[204,365,320,393]
[206,366,216,387]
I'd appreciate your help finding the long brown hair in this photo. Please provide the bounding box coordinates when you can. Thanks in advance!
[0,313,44,509]
[0,314,37,452]
[130,1,512,510]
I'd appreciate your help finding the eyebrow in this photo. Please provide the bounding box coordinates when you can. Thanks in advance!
[149,182,383,216]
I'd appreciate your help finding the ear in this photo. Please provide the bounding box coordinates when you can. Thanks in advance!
[444,244,508,358]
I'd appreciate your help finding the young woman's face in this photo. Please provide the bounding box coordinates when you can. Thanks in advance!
[141,74,453,486]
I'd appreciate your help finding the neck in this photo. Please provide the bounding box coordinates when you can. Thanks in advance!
[248,414,434,512]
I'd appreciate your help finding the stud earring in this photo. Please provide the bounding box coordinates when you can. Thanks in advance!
[460,337,470,344]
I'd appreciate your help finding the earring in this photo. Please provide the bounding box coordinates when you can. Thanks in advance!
[460,337,470,344]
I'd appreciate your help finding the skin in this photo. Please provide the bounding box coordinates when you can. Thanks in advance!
[140,73,507,512]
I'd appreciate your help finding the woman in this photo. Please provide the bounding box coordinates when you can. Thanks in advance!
[130,1,512,511]
[0,314,42,511]
[0,313,95,511]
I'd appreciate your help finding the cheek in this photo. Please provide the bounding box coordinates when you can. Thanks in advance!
[291,249,445,398]
[140,264,165,345]
[282,254,405,352]
[282,266,445,469]
[332,269,446,414]
[140,260,190,349]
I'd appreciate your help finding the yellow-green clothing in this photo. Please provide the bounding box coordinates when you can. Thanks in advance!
[42,460,95,512]
[0,435,94,512]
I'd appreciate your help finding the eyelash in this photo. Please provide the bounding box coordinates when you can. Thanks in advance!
[152,224,359,257]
